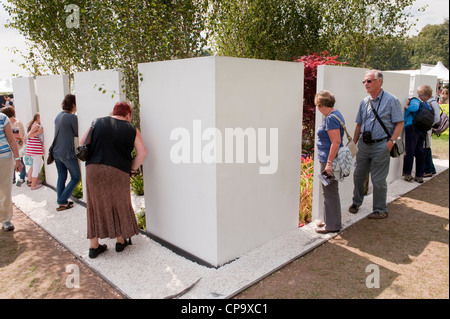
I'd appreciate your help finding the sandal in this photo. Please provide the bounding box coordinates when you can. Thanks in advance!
[367,211,388,219]
[56,201,74,211]
[315,227,339,234]
[30,184,43,190]
[316,221,325,228]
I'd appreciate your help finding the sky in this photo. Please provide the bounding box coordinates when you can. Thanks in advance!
[0,0,449,91]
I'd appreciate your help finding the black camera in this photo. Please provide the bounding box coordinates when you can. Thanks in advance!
[362,131,372,143]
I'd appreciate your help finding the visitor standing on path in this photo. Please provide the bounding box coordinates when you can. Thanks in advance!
[0,112,23,231]
[26,113,44,190]
[314,90,344,234]
[51,94,81,211]
[349,70,404,219]
[0,106,26,186]
[421,85,441,178]
[80,101,147,258]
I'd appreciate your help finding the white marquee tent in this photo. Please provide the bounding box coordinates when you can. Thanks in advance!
[424,61,449,81]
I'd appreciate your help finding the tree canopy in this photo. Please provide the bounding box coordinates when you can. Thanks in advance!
[3,0,448,117]
[408,19,449,68]
[3,0,210,124]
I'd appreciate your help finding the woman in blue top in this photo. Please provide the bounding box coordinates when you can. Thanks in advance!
[314,90,344,234]
[402,86,430,183]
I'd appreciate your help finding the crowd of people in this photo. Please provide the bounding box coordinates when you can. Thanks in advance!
[1,95,147,259]
[315,70,446,234]
[0,70,447,256]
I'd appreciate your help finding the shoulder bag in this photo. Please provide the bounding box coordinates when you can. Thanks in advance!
[76,121,95,162]
[331,114,358,157]
[369,100,404,158]
[330,114,358,158]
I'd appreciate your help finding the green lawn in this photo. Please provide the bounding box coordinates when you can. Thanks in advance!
[432,134,449,159]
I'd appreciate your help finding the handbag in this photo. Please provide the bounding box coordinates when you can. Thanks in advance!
[369,100,404,158]
[330,114,358,157]
[76,123,94,162]
[46,113,66,165]
[389,139,404,157]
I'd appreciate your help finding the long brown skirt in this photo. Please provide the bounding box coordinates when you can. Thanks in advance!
[86,164,139,239]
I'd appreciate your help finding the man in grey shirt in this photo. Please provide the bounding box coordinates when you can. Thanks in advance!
[52,94,81,211]
[349,70,404,219]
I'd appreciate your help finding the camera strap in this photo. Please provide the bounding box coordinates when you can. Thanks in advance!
[369,97,391,139]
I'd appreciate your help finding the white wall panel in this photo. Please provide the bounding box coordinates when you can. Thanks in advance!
[139,56,303,266]
[74,69,126,199]
[35,74,70,188]
[11,77,38,132]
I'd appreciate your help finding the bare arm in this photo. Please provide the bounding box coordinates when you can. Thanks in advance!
[79,127,91,145]
[4,123,23,172]
[353,123,362,144]
[27,124,43,138]
[387,121,404,151]
[131,129,147,171]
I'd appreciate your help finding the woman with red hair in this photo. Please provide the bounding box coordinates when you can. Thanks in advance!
[80,101,147,258]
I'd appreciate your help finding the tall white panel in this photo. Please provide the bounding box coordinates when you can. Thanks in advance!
[11,77,38,131]
[74,69,126,199]
[35,74,70,189]
[139,56,303,267]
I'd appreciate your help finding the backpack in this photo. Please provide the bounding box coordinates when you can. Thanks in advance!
[414,99,435,131]
[432,106,449,136]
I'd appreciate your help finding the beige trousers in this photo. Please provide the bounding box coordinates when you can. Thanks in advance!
[0,157,13,224]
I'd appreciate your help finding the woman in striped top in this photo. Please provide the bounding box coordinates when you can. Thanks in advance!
[26,113,44,190]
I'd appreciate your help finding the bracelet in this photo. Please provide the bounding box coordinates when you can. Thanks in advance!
[14,157,21,161]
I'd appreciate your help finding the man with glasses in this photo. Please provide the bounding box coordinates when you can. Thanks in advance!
[349,70,404,219]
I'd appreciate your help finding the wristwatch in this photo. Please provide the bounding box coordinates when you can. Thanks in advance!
[389,138,396,144]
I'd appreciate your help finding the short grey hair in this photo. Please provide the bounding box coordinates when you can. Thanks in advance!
[366,69,383,84]
[366,69,383,79]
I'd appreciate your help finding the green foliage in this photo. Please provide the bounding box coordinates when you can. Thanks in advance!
[3,0,210,126]
[3,0,447,96]
[72,180,83,199]
[408,19,449,69]
[130,173,144,196]
[320,0,418,68]
[136,208,146,231]
[209,0,324,61]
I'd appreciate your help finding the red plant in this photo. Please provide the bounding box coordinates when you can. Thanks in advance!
[294,52,347,148]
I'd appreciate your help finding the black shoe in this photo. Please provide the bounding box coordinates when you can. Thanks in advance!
[348,204,360,214]
[116,238,132,252]
[89,244,107,258]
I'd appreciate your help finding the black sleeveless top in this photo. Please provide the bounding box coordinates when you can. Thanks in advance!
[86,116,136,173]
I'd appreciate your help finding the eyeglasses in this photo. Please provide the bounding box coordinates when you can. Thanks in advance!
[362,79,378,84]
